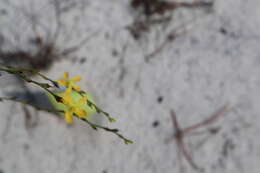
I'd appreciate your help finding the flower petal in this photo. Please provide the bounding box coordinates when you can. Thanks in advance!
[75,109,87,118]
[63,72,69,79]
[72,84,81,91]
[78,96,87,105]
[62,87,73,104]
[65,110,73,124]
[57,79,66,86]
[64,88,72,98]
[71,76,81,82]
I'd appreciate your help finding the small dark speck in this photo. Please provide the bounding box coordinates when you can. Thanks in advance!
[0,9,7,15]
[102,170,107,173]
[0,33,5,46]
[23,143,30,150]
[71,57,77,63]
[208,127,220,134]
[112,49,118,57]
[222,139,235,157]
[190,37,199,45]
[167,33,176,41]
[80,57,86,64]
[157,96,163,103]
[104,32,110,39]
[219,27,227,35]
[152,120,160,128]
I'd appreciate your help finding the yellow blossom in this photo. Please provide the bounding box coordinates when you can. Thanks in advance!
[57,72,81,91]
[61,87,89,124]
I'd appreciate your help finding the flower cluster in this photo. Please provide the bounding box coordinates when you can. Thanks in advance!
[57,72,89,124]
[0,64,132,144]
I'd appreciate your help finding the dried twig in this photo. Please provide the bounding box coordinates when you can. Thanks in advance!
[169,104,230,171]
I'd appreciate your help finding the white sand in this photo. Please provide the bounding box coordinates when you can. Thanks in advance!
[0,0,260,173]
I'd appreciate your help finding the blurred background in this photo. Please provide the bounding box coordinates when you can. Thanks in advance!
[0,0,260,173]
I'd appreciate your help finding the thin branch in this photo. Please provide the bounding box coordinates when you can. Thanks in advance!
[183,104,230,134]
[0,97,62,113]
[61,31,100,56]
[0,96,132,144]
[177,138,201,171]
[170,109,181,131]
[169,104,230,171]
[79,117,133,144]
[0,64,132,144]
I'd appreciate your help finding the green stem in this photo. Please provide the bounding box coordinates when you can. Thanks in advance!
[0,63,133,144]
[79,117,133,144]
[0,96,132,144]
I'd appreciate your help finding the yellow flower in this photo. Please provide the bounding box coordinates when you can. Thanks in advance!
[61,87,89,124]
[57,72,81,91]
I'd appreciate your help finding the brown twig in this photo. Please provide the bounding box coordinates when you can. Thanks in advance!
[0,1,98,72]
[130,0,214,63]
[131,0,213,17]
[170,104,230,171]
[182,105,230,134]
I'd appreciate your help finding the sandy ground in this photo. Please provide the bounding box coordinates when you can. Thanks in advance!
[0,0,260,173]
